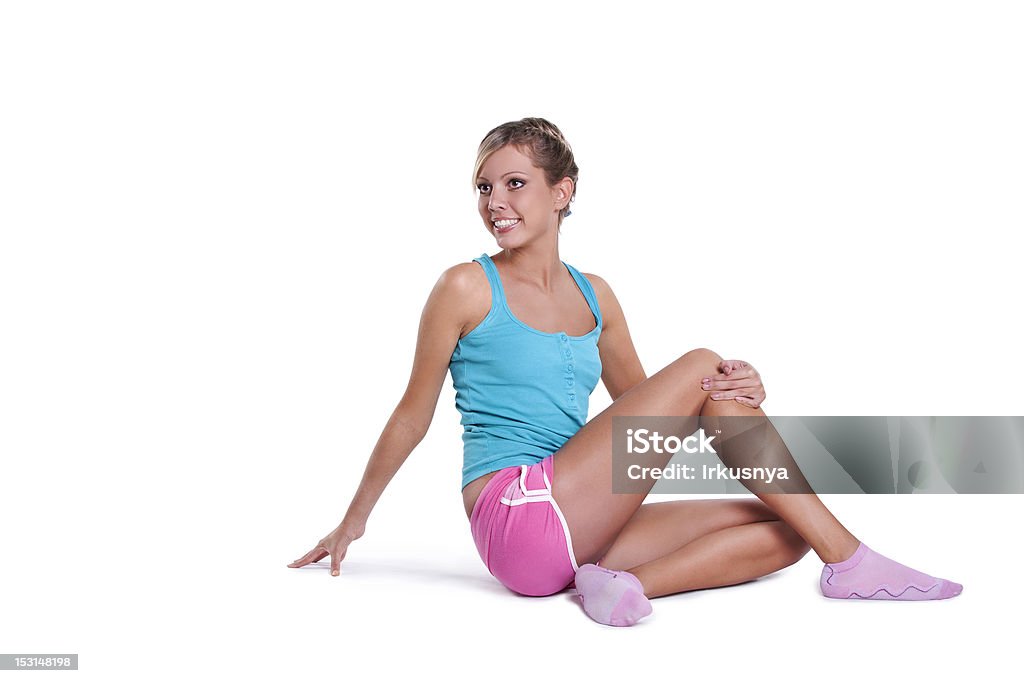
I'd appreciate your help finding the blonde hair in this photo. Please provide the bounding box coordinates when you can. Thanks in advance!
[472,117,579,224]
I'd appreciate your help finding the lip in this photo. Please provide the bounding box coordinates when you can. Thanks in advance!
[492,218,520,234]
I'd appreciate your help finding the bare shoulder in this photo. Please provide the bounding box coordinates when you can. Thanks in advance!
[440,260,487,291]
[580,271,611,296]
[436,261,489,305]
[432,260,491,337]
[580,271,616,307]
[580,271,623,326]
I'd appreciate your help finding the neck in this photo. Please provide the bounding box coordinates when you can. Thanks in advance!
[495,240,562,292]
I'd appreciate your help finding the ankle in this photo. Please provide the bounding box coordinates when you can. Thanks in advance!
[819,536,861,564]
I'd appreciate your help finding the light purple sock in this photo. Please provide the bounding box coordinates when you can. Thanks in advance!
[820,542,963,601]
[574,564,653,626]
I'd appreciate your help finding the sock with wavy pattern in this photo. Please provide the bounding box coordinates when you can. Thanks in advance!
[574,564,653,626]
[820,542,963,601]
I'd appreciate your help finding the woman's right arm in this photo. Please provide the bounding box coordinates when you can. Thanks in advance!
[288,263,486,576]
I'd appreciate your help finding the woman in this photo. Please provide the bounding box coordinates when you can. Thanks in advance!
[289,118,962,626]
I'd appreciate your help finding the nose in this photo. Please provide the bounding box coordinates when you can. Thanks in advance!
[487,187,508,214]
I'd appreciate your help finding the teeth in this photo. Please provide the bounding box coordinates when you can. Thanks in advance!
[494,219,519,229]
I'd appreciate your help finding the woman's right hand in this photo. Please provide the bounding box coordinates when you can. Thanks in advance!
[288,523,364,577]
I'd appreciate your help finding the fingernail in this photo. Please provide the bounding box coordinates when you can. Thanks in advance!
[332,570,339,576]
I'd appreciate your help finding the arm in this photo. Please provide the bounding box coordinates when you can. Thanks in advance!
[338,264,477,535]
[585,273,648,401]
[290,263,481,575]
[586,272,767,409]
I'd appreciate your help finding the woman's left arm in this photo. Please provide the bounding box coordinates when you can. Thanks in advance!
[585,273,647,401]
[586,273,766,408]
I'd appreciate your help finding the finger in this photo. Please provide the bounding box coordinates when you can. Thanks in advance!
[724,361,758,379]
[288,548,316,568]
[702,369,743,389]
[331,549,346,577]
[715,366,756,381]
[720,360,751,375]
[288,546,328,568]
[705,375,763,393]
[705,378,760,391]
[710,389,756,400]
[733,396,762,409]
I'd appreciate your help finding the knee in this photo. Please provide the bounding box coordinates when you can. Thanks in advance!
[682,347,723,366]
[675,348,724,379]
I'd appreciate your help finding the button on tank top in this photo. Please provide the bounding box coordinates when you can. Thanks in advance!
[450,253,604,490]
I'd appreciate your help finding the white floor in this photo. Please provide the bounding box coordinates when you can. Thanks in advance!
[5,491,1017,681]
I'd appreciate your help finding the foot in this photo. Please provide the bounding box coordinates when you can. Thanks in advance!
[574,564,653,626]
[820,542,963,601]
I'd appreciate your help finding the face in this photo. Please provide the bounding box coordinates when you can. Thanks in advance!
[476,145,567,246]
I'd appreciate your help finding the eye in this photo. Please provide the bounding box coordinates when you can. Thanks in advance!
[476,183,491,195]
[508,178,525,190]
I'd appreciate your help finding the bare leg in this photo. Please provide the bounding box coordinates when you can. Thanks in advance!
[552,348,859,566]
[699,391,861,563]
[635,521,809,597]
[594,499,811,598]
[558,348,961,610]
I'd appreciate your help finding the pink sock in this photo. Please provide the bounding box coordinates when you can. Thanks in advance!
[574,564,653,626]
[820,542,963,600]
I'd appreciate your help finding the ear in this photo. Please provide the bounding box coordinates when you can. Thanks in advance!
[553,177,574,211]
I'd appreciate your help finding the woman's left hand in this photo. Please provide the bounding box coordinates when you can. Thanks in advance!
[701,360,765,409]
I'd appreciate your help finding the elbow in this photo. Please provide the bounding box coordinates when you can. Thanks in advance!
[391,409,430,440]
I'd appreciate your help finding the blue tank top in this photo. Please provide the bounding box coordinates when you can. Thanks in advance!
[450,253,604,489]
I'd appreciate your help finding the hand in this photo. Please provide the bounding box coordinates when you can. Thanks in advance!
[288,523,364,577]
[700,360,766,409]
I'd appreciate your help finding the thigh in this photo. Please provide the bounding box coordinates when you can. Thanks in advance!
[551,347,724,565]
[595,498,781,571]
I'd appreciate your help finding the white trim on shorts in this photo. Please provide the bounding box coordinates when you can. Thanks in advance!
[499,464,580,572]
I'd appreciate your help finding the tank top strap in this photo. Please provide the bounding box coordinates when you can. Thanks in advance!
[474,253,508,308]
[564,262,604,332]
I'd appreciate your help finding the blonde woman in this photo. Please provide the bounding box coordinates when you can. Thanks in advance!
[289,118,962,626]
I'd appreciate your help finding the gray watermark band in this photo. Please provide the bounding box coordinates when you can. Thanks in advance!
[610,416,1024,494]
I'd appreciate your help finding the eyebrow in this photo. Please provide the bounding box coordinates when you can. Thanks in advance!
[476,170,530,182]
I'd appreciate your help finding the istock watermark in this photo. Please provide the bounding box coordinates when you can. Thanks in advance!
[624,426,788,484]
[625,427,718,455]
[611,416,1024,494]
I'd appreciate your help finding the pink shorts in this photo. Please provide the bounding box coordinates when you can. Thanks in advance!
[469,455,580,597]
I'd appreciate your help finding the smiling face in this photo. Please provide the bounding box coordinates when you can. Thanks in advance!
[476,144,569,246]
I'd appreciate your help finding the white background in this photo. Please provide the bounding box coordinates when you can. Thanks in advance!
[2,1,1021,681]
